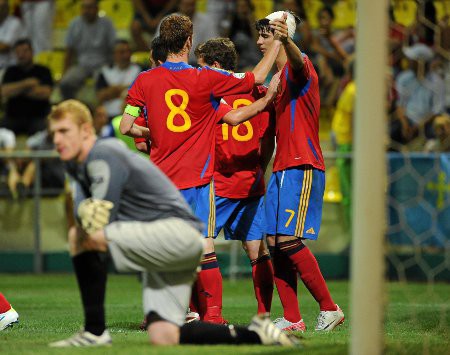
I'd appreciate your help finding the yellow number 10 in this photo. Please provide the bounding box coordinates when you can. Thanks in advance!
[165,89,191,132]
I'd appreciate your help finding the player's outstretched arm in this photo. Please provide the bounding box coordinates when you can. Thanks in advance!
[270,14,305,74]
[252,40,282,85]
[222,72,281,126]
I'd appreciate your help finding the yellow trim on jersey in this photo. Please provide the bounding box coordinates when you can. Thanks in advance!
[124,104,141,118]
[295,169,313,237]
[207,180,216,237]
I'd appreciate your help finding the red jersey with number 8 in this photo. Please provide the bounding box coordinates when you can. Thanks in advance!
[126,62,255,189]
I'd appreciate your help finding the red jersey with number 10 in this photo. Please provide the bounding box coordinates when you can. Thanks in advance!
[126,62,255,189]
[273,56,325,172]
[214,86,273,199]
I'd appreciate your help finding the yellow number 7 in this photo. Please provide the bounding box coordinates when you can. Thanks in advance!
[285,209,295,227]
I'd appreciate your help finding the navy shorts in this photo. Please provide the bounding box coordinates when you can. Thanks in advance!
[181,181,215,237]
[215,195,265,241]
[265,166,325,239]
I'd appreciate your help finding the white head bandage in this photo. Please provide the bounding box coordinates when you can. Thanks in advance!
[265,11,297,39]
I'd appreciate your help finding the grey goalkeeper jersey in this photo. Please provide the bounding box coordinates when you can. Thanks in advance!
[66,138,202,231]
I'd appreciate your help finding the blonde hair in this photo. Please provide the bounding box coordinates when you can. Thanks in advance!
[48,100,93,127]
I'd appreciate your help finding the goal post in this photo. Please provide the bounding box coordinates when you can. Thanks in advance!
[350,0,388,354]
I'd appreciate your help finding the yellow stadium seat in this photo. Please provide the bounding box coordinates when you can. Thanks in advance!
[251,0,274,21]
[196,0,208,13]
[304,0,325,29]
[392,0,417,27]
[324,165,343,203]
[99,0,134,30]
[34,51,65,82]
[434,1,450,22]
[54,0,79,29]
[131,51,150,69]
[332,0,356,29]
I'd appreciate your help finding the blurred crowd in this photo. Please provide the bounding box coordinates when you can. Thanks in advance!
[0,0,449,199]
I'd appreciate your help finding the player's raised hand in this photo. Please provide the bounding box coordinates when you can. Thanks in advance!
[266,71,282,102]
[270,12,289,44]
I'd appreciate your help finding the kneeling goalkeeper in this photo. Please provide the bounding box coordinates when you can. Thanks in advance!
[47,99,296,348]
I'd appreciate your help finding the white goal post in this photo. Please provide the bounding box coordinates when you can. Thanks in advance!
[350,1,388,354]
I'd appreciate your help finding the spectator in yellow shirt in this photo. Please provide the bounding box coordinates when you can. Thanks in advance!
[331,61,355,228]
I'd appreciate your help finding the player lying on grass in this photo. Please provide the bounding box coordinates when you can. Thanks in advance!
[256,11,344,332]
[47,99,298,348]
[189,37,276,323]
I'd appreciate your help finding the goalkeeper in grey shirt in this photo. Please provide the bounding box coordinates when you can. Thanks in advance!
[47,100,298,348]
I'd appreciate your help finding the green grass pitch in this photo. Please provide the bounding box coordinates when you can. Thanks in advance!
[0,274,449,354]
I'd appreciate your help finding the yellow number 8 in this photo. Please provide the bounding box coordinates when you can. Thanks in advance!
[165,89,191,132]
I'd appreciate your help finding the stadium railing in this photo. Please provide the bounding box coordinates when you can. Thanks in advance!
[1,150,448,282]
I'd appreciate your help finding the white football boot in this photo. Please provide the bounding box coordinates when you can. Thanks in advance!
[0,307,19,330]
[49,329,112,347]
[248,314,301,347]
[315,304,345,331]
[273,317,306,332]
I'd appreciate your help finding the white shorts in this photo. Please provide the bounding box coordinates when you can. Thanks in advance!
[105,217,204,326]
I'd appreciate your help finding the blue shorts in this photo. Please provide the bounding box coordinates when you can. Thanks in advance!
[215,195,265,241]
[181,181,215,237]
[265,166,325,240]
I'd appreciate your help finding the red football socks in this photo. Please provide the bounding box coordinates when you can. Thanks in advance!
[0,292,11,313]
[285,241,336,311]
[269,245,302,322]
[250,254,274,314]
[197,252,225,322]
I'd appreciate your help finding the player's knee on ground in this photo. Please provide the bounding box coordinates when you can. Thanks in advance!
[146,312,180,345]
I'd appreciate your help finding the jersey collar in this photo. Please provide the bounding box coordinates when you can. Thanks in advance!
[162,61,193,71]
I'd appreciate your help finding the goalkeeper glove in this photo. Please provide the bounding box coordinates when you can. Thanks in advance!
[78,198,114,235]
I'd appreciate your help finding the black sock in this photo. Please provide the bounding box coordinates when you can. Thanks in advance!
[72,251,108,336]
[179,321,261,345]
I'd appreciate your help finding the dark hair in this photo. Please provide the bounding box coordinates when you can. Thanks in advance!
[115,38,130,46]
[13,38,32,49]
[195,38,237,72]
[255,18,274,35]
[319,5,334,20]
[151,36,167,64]
[160,14,193,55]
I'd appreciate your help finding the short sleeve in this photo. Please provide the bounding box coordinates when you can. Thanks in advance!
[133,113,147,144]
[216,100,233,122]
[206,68,255,98]
[287,55,312,85]
[126,73,146,108]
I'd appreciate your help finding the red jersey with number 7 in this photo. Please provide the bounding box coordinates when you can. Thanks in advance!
[214,86,274,199]
[126,62,255,189]
[273,57,325,172]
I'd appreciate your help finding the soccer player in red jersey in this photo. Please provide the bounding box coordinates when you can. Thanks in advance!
[255,11,345,332]
[120,14,281,324]
[192,38,276,321]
